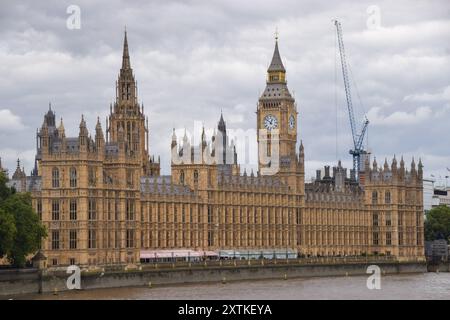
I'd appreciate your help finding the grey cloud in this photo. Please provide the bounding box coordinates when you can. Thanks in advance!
[0,0,449,179]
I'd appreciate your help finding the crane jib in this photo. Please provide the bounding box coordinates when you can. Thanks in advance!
[334,20,369,179]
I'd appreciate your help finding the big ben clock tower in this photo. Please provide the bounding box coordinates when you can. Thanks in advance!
[257,35,304,193]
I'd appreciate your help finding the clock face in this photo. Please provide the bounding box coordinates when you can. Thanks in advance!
[264,115,278,130]
[289,115,295,129]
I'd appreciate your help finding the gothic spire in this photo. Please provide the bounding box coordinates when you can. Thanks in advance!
[58,117,65,138]
[218,111,226,133]
[95,116,102,131]
[261,33,292,99]
[122,28,131,70]
[268,36,285,73]
[171,128,177,149]
[79,114,86,129]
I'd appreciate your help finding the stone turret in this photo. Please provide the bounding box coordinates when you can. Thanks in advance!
[418,158,423,180]
[12,159,26,180]
[399,156,405,179]
[171,128,177,150]
[58,118,65,138]
[40,119,49,151]
[95,117,105,151]
[79,115,88,149]
[391,155,398,175]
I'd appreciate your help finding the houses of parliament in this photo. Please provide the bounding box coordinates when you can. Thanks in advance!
[4,31,425,267]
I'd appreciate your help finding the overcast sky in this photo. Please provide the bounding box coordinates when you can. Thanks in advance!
[0,0,449,183]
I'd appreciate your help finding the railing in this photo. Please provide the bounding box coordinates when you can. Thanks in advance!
[138,255,398,271]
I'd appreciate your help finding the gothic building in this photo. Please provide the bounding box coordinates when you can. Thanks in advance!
[6,32,424,267]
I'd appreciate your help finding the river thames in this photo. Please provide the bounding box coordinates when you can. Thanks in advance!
[11,272,450,300]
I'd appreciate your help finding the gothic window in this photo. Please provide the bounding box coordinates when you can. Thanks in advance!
[208,231,213,246]
[372,191,378,204]
[37,200,42,220]
[88,229,96,249]
[70,167,77,188]
[180,170,185,185]
[126,229,134,248]
[385,191,391,204]
[52,230,60,250]
[88,198,97,220]
[52,200,60,221]
[385,212,391,226]
[69,230,77,249]
[52,167,60,188]
[193,170,199,185]
[70,199,77,220]
[207,205,212,223]
[266,133,271,157]
[372,232,379,245]
[372,213,379,226]
[126,199,134,221]
[386,232,392,245]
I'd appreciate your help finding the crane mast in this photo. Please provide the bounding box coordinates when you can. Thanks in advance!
[334,20,369,181]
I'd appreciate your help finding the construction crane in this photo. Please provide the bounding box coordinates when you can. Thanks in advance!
[334,20,369,181]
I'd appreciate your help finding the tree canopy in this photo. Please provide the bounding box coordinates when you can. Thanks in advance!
[0,172,46,267]
[425,205,450,242]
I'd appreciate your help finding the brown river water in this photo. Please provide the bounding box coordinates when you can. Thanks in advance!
[9,272,450,300]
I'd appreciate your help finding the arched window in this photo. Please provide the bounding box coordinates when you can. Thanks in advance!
[385,191,391,204]
[70,167,77,188]
[180,170,185,185]
[52,167,60,188]
[193,170,199,184]
[372,191,378,204]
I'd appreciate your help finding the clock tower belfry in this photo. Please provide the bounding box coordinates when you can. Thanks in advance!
[257,35,304,193]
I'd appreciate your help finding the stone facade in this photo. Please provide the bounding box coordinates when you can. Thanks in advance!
[5,32,424,267]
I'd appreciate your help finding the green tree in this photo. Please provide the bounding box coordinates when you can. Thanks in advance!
[0,172,47,267]
[0,171,13,201]
[425,205,450,242]
[0,208,16,257]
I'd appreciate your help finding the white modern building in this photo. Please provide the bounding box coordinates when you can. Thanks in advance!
[423,178,435,211]
[423,178,450,212]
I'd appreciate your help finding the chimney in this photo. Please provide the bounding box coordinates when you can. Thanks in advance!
[324,166,330,178]
[316,170,321,181]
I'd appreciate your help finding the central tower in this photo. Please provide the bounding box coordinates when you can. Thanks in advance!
[257,36,303,192]
[107,30,160,176]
